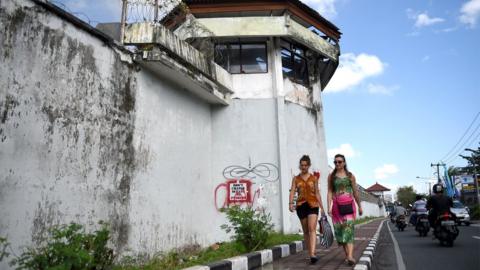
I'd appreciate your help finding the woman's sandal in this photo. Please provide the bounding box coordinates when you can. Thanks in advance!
[347,258,356,266]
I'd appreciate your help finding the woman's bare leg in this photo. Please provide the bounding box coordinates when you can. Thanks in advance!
[300,218,309,255]
[347,243,355,261]
[307,214,318,257]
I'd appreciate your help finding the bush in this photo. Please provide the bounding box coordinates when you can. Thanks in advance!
[470,205,480,220]
[220,206,274,252]
[11,222,114,270]
[0,237,10,263]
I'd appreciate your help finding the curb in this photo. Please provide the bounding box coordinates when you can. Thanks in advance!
[182,239,310,270]
[183,218,385,270]
[353,219,385,270]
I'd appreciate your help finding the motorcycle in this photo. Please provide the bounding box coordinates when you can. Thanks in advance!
[433,212,459,247]
[396,215,407,231]
[415,214,430,237]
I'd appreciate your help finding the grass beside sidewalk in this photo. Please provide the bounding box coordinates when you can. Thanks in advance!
[114,217,381,270]
[114,232,303,270]
[354,216,381,225]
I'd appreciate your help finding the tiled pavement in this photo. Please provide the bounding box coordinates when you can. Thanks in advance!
[261,219,385,270]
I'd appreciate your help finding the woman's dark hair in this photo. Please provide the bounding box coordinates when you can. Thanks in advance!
[299,155,311,166]
[328,154,352,192]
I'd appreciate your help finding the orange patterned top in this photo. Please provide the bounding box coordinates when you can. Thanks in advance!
[295,174,319,208]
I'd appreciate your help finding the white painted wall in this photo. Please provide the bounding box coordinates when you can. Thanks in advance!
[0,2,384,269]
[128,68,214,253]
[0,2,138,268]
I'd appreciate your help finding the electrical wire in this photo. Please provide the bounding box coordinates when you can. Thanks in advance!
[443,123,480,164]
[440,111,480,162]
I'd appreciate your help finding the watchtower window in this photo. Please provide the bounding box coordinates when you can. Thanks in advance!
[281,42,309,86]
[214,43,268,74]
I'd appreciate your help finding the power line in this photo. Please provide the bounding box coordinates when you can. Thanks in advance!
[440,111,480,161]
[444,128,480,164]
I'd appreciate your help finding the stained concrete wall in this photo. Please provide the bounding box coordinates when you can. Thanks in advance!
[0,1,138,267]
[0,1,383,268]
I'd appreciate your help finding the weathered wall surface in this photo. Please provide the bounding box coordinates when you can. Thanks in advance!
[283,100,331,232]
[0,1,383,268]
[211,99,282,229]
[128,68,214,253]
[0,0,138,267]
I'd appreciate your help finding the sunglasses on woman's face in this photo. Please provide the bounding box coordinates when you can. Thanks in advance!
[334,160,343,164]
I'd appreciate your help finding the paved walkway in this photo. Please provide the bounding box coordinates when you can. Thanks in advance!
[260,219,385,270]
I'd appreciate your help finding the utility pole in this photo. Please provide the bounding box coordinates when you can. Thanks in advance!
[431,162,445,183]
[120,0,128,44]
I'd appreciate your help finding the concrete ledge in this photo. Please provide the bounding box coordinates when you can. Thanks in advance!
[181,236,305,270]
[207,260,232,270]
[244,252,261,269]
[353,219,385,270]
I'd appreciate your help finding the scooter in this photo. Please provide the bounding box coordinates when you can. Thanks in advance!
[415,214,430,237]
[433,212,459,247]
[396,215,407,231]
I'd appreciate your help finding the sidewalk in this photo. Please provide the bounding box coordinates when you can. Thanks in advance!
[264,219,385,270]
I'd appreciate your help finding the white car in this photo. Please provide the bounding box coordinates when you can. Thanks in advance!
[451,201,471,226]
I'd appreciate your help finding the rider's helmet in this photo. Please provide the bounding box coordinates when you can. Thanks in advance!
[432,183,444,194]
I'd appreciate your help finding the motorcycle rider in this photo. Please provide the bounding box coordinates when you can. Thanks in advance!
[394,202,407,219]
[426,184,454,227]
[410,195,428,225]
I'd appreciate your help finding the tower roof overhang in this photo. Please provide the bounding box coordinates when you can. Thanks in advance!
[182,0,342,41]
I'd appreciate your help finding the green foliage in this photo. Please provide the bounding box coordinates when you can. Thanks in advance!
[220,206,274,252]
[0,237,10,263]
[470,205,480,220]
[11,222,114,270]
[396,186,417,208]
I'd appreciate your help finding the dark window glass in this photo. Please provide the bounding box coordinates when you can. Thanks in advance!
[294,55,308,85]
[281,42,309,86]
[214,43,267,74]
[241,44,267,73]
[281,49,293,77]
[230,44,241,74]
[214,44,229,71]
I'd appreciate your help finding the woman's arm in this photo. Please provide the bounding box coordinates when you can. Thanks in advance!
[288,177,296,212]
[351,174,363,215]
[327,173,333,216]
[315,177,324,214]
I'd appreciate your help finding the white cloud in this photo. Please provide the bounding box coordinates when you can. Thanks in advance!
[367,83,399,95]
[327,143,359,159]
[407,9,445,28]
[415,13,445,27]
[324,53,385,93]
[374,164,399,180]
[421,55,430,62]
[302,0,338,19]
[460,0,480,27]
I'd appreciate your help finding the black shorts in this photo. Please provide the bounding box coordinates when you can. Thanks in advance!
[296,203,319,219]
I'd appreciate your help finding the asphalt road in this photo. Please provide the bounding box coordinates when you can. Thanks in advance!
[386,220,480,270]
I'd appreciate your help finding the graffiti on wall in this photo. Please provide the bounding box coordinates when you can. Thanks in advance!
[214,161,279,211]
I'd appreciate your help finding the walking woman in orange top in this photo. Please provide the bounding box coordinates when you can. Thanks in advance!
[288,155,325,264]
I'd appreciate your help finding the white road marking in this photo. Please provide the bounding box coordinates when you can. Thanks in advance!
[473,236,480,240]
[387,221,406,270]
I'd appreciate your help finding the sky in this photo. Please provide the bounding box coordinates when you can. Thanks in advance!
[52,0,480,197]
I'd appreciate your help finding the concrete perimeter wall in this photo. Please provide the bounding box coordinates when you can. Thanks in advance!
[0,1,383,268]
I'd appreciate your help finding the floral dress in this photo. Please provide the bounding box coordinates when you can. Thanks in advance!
[331,176,356,244]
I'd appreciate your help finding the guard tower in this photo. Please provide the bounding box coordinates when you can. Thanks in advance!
[122,0,341,108]
[121,0,342,233]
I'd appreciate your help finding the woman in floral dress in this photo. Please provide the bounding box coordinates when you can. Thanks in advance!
[327,154,362,266]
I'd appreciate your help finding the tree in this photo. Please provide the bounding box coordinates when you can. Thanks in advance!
[460,143,480,174]
[396,186,417,208]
